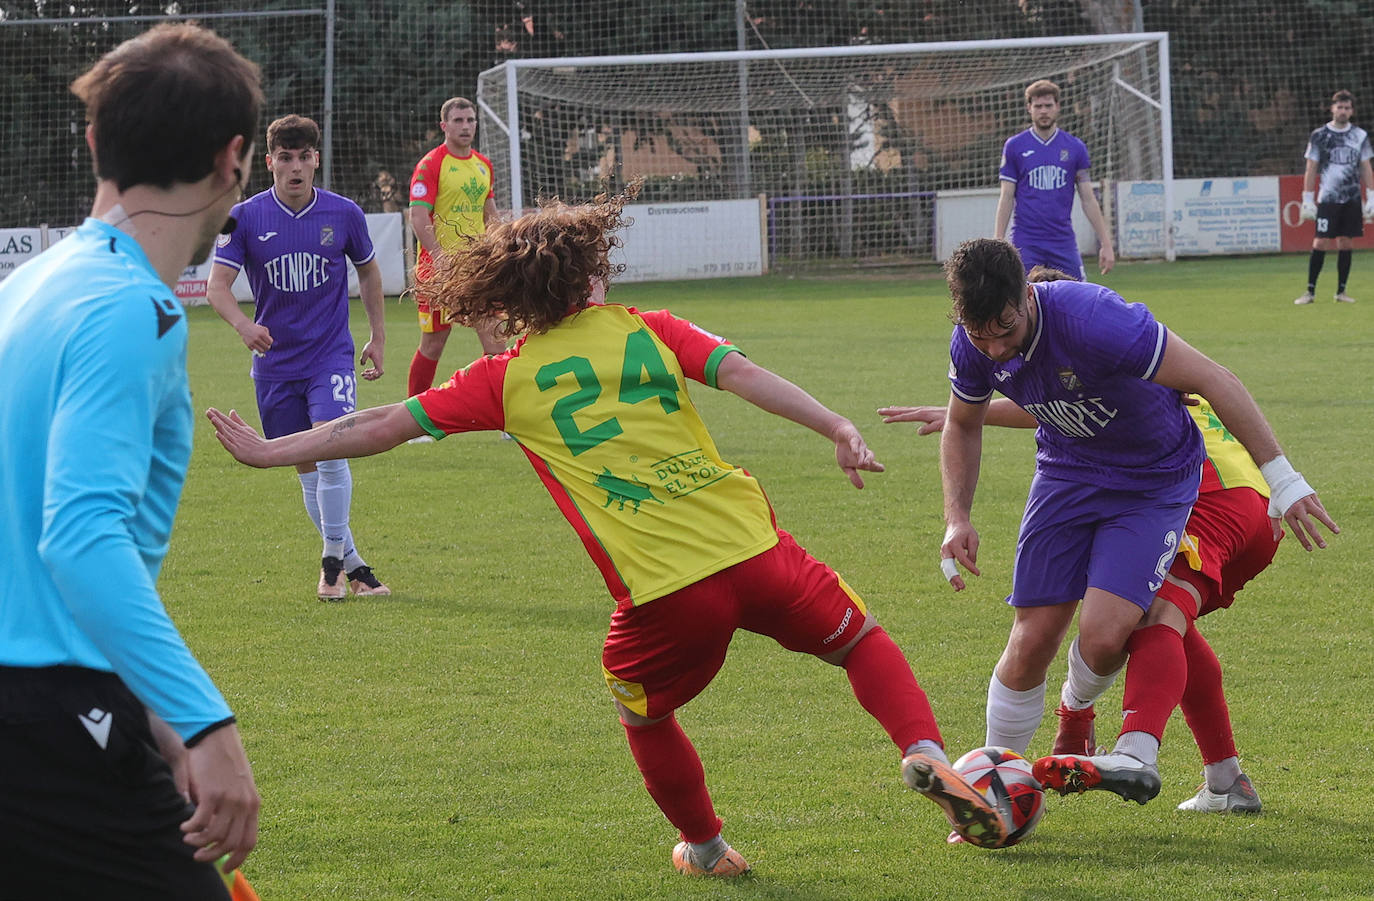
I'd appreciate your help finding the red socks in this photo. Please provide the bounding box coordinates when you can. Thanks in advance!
[1179,623,1238,764]
[621,715,722,843]
[407,350,439,398]
[842,627,942,752]
[1120,623,1187,741]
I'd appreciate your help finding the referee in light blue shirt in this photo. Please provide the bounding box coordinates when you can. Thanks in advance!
[0,24,263,897]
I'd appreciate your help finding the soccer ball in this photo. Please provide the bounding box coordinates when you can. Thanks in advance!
[951,746,1045,847]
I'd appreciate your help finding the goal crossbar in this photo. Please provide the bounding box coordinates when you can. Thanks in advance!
[479,33,1175,265]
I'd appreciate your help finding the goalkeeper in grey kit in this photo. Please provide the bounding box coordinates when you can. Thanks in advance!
[1295,89,1374,304]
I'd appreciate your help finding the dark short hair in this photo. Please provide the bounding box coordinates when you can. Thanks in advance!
[944,238,1027,330]
[440,97,476,121]
[1332,89,1355,106]
[267,114,321,152]
[70,23,262,191]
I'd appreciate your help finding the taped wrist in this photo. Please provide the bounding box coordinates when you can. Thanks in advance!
[1259,455,1313,517]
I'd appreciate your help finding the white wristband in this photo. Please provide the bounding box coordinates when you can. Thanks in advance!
[940,558,959,583]
[1302,191,1315,204]
[1260,455,1314,517]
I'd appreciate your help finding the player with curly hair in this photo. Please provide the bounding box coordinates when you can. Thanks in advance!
[208,186,1008,873]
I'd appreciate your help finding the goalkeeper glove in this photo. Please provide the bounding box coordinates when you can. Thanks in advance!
[1364,191,1374,221]
[1299,191,1317,222]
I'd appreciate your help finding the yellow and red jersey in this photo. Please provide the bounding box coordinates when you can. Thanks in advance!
[1174,397,1276,581]
[405,304,780,608]
[1188,398,1268,498]
[409,143,494,266]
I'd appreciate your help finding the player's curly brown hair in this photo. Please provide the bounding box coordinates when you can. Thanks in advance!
[419,181,641,338]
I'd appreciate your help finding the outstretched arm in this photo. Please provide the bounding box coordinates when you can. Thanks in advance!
[206,403,424,469]
[880,397,1036,433]
[1152,330,1338,549]
[715,353,883,489]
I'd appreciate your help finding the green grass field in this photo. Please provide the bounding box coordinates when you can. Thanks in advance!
[172,253,1373,899]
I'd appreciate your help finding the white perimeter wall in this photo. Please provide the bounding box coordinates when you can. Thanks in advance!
[610,198,766,282]
[0,213,408,304]
[934,186,1099,262]
[2,183,1292,294]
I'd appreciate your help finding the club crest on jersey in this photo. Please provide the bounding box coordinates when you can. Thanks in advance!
[461,177,489,205]
[411,182,427,199]
[319,226,335,246]
[1058,367,1083,392]
[215,232,231,247]
[1060,149,1070,161]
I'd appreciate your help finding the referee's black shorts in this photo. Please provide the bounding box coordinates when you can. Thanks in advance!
[0,666,230,901]
[1315,198,1364,238]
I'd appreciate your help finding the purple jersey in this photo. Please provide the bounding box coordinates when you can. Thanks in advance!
[1000,128,1090,249]
[949,279,1203,491]
[213,187,375,381]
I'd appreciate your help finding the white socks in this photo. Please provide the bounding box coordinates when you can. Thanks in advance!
[311,461,365,565]
[986,674,1045,755]
[903,740,948,765]
[1061,636,1121,710]
[298,470,322,536]
[1204,756,1242,792]
[315,458,352,560]
[1112,731,1160,767]
[687,834,730,869]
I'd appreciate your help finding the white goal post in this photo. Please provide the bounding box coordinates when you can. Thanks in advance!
[477,33,1174,273]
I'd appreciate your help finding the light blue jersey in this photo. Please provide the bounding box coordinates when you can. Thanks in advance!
[0,219,232,742]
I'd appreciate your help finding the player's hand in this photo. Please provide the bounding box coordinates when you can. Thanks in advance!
[877,405,947,435]
[1272,491,1339,551]
[940,521,981,591]
[205,408,274,468]
[180,724,259,873]
[1299,191,1317,222]
[360,340,385,380]
[236,321,272,356]
[831,420,884,489]
[1098,244,1116,275]
[1363,196,1374,221]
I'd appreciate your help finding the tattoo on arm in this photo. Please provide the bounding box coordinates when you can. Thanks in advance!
[326,417,359,444]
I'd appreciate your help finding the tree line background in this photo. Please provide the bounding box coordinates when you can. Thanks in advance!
[1,0,1372,228]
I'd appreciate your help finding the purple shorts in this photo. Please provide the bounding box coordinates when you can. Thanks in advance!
[1009,470,1199,611]
[254,368,357,439]
[1014,241,1086,281]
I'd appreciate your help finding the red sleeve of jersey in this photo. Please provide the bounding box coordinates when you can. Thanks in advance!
[472,150,497,196]
[413,353,508,433]
[634,308,735,384]
[409,145,443,209]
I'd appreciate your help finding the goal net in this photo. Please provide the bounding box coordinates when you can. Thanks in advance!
[477,33,1173,270]
[0,9,328,232]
